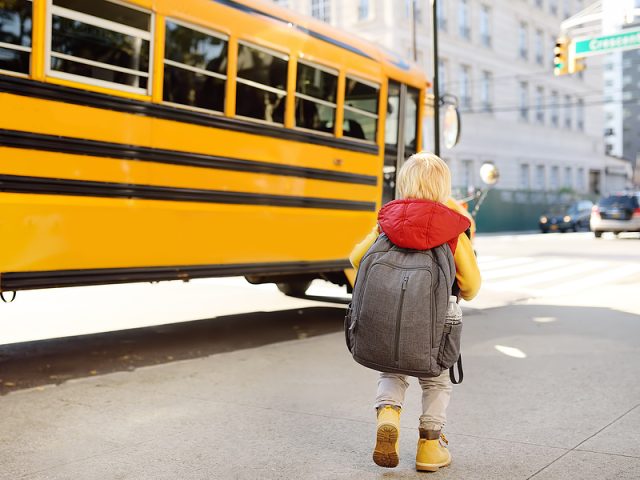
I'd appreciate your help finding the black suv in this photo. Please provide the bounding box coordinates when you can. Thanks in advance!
[539,200,594,233]
[590,193,640,238]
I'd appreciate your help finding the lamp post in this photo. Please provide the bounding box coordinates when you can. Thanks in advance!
[431,0,441,156]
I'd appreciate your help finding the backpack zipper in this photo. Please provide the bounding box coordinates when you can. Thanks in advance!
[394,274,409,366]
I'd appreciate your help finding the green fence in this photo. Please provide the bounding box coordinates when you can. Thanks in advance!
[467,188,595,233]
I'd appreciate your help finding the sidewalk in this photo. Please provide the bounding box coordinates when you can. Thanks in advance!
[1,301,639,479]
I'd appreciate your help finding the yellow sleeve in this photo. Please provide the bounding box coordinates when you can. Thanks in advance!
[349,225,379,270]
[453,232,481,301]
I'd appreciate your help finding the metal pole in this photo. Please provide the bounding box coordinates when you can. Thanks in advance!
[412,0,418,62]
[432,0,441,156]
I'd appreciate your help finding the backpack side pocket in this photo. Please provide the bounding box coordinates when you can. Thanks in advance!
[344,304,354,353]
[437,322,462,370]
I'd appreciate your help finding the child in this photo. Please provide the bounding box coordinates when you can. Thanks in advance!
[349,152,481,472]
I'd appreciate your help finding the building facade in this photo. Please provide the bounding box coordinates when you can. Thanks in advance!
[603,3,640,186]
[270,0,633,205]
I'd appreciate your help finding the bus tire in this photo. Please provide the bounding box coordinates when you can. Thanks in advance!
[276,281,312,297]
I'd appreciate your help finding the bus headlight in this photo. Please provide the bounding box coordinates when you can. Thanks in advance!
[540,217,548,224]
[563,216,571,222]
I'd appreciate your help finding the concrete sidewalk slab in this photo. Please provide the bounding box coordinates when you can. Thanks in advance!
[1,301,639,479]
[533,451,640,480]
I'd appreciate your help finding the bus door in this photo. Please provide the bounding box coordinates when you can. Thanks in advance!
[382,81,420,204]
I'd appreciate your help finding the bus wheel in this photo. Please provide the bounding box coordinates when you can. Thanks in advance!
[276,281,312,297]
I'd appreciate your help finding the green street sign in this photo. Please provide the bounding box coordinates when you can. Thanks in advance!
[574,28,640,58]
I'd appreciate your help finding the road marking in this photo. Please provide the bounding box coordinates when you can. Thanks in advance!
[536,263,640,296]
[477,257,536,269]
[489,260,606,290]
[482,258,573,281]
[481,255,640,297]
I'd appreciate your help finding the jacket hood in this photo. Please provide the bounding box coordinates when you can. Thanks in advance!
[378,199,471,252]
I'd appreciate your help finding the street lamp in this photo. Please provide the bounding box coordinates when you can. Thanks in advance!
[431,0,441,156]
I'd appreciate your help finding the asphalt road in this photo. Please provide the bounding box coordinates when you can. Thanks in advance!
[0,231,639,479]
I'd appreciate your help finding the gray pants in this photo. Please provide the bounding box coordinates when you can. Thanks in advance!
[374,371,452,431]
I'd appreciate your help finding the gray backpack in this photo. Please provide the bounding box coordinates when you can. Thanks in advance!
[345,233,463,381]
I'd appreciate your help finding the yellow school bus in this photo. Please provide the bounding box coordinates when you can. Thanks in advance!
[0,0,427,294]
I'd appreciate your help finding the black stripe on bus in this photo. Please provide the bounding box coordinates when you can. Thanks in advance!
[0,75,379,155]
[0,260,351,291]
[0,174,376,212]
[0,129,378,187]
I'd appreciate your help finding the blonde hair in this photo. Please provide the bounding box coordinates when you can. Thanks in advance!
[396,152,451,202]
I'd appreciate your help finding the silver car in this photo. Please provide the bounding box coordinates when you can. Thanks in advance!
[590,193,640,238]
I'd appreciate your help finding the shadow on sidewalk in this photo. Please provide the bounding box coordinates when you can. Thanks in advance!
[0,306,346,395]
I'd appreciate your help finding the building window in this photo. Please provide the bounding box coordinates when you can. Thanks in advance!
[0,0,32,75]
[564,166,572,187]
[48,0,152,94]
[459,64,471,109]
[564,94,572,129]
[563,0,571,18]
[535,29,544,65]
[405,0,423,23]
[535,86,544,123]
[535,0,543,8]
[236,42,288,124]
[358,0,370,20]
[462,159,474,188]
[577,98,584,131]
[551,90,559,126]
[459,0,470,40]
[437,0,447,31]
[343,76,379,142]
[536,165,546,190]
[481,70,492,111]
[577,167,585,191]
[550,166,559,189]
[438,57,447,93]
[519,164,531,189]
[519,81,529,121]
[519,22,528,60]
[480,5,491,47]
[589,169,600,195]
[272,0,289,6]
[550,0,558,15]
[311,0,330,22]
[295,61,338,133]
[163,21,228,114]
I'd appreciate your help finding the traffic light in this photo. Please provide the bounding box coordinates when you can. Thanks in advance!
[554,37,569,76]
[569,56,586,74]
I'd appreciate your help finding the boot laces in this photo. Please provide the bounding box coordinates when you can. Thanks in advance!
[439,433,448,446]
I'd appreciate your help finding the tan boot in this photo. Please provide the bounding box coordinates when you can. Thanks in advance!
[415,429,451,472]
[372,406,400,468]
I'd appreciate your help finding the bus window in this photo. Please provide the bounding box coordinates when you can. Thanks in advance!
[48,0,152,94]
[385,81,401,153]
[404,86,419,155]
[163,20,228,113]
[343,76,379,142]
[0,0,32,75]
[236,42,288,124]
[295,61,337,134]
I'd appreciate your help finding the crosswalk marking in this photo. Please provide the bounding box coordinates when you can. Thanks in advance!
[536,263,640,296]
[477,257,536,270]
[481,258,573,281]
[480,255,640,297]
[489,260,606,290]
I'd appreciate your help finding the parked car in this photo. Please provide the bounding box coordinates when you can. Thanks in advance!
[590,192,640,238]
[539,200,594,233]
